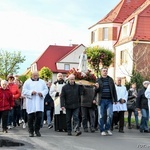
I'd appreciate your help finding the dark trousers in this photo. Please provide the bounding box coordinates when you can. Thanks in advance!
[81,106,95,129]
[13,106,21,126]
[112,111,124,131]
[66,108,80,132]
[0,110,9,130]
[128,109,139,127]
[22,109,28,123]
[28,111,42,133]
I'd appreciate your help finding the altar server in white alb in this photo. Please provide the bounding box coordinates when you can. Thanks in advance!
[22,71,48,137]
[50,73,67,132]
[112,77,128,133]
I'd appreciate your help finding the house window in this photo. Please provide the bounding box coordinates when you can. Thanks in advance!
[120,50,128,65]
[91,30,96,43]
[64,64,70,70]
[122,25,128,37]
[103,27,108,40]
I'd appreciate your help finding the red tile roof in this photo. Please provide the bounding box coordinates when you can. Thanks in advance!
[133,2,150,41]
[116,0,150,45]
[89,0,146,29]
[33,45,79,73]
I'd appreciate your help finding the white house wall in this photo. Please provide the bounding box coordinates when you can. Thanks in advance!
[89,23,122,79]
[56,45,86,70]
[31,63,37,72]
[115,41,134,81]
[89,23,121,49]
[90,41,116,50]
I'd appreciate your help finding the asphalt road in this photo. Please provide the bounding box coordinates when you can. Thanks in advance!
[0,124,150,150]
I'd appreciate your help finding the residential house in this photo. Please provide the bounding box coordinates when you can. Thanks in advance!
[89,0,150,81]
[30,44,86,81]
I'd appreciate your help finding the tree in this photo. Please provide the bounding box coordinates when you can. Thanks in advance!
[0,50,26,79]
[19,75,28,83]
[39,67,53,81]
[86,46,114,77]
[125,69,144,91]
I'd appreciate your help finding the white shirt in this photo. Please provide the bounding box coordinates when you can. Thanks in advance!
[22,78,48,114]
[113,85,128,112]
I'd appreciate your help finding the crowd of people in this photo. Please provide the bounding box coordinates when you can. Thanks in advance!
[0,68,150,137]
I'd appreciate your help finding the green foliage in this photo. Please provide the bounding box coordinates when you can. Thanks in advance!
[0,50,26,79]
[39,67,53,81]
[19,75,28,83]
[86,46,114,77]
[130,70,144,90]
[125,70,144,91]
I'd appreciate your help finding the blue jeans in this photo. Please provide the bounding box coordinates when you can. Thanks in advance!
[46,110,51,125]
[128,109,139,127]
[98,99,113,132]
[7,109,14,126]
[140,109,149,131]
[66,108,80,132]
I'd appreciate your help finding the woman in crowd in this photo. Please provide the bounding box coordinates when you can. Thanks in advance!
[127,83,139,129]
[0,80,14,133]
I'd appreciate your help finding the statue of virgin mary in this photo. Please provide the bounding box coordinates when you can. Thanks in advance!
[78,50,87,73]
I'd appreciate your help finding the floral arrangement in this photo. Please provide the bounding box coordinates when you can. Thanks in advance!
[66,68,96,83]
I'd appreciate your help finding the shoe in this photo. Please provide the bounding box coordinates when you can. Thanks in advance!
[29,133,34,137]
[128,126,132,129]
[101,131,107,136]
[23,123,26,129]
[84,128,88,132]
[136,125,140,129]
[144,130,149,133]
[75,131,82,136]
[8,125,13,129]
[35,131,41,137]
[106,130,112,136]
[19,119,22,124]
[43,120,47,125]
[119,130,124,133]
[140,129,143,133]
[68,132,72,136]
[48,124,53,129]
[90,128,95,133]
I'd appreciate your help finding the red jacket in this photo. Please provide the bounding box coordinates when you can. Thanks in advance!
[0,87,14,111]
[8,83,21,100]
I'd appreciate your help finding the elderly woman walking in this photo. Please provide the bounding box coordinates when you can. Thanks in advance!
[0,80,14,133]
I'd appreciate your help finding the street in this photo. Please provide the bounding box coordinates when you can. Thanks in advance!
[0,124,150,150]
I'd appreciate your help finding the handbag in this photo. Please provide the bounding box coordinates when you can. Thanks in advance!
[127,99,136,110]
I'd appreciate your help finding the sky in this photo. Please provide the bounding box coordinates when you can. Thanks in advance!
[0,0,120,74]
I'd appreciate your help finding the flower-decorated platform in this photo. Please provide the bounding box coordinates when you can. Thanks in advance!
[75,80,95,86]
[66,68,96,86]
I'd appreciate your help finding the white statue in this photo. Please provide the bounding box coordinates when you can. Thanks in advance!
[78,50,87,73]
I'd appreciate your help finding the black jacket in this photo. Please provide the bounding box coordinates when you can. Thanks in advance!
[136,87,148,109]
[80,85,95,108]
[95,76,117,105]
[44,92,54,111]
[60,82,81,109]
